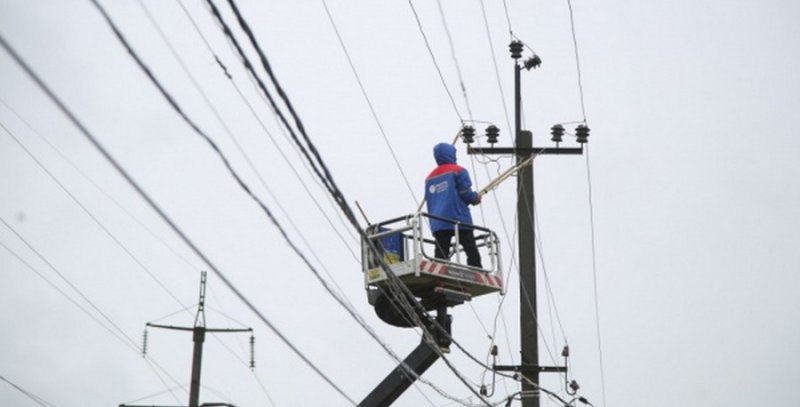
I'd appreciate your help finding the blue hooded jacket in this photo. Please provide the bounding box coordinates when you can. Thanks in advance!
[425,143,479,232]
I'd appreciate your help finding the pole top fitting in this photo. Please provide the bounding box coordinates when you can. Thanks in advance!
[509,41,523,60]
[524,55,542,70]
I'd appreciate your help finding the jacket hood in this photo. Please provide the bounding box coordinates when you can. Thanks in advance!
[433,143,457,165]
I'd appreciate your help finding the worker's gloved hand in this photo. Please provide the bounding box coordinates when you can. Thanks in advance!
[474,194,482,205]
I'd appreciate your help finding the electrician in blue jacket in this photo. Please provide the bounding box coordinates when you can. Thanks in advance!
[425,142,483,268]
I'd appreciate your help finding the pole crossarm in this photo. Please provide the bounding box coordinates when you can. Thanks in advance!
[467,146,583,155]
[493,364,568,373]
[203,327,252,333]
[146,323,194,331]
[138,272,254,407]
[146,323,252,333]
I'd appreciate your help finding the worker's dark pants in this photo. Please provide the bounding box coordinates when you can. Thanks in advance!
[433,229,483,268]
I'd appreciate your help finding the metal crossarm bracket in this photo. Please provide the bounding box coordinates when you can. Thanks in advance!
[493,364,568,373]
[467,146,583,155]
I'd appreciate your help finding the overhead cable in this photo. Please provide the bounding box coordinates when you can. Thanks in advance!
[510,167,562,365]
[206,0,338,198]
[436,0,474,121]
[13,4,459,404]
[584,145,606,407]
[3,98,257,399]
[501,0,513,36]
[0,236,139,354]
[120,385,188,406]
[406,0,463,122]
[130,0,478,403]
[566,0,588,122]
[478,0,513,136]
[1,120,191,312]
[201,0,363,251]
[137,0,358,304]
[0,97,202,272]
[0,222,185,403]
[0,374,57,407]
[566,1,604,402]
[534,203,568,341]
[321,0,420,206]
[0,28,357,406]
[208,1,492,403]
[198,2,473,402]
[0,217,145,354]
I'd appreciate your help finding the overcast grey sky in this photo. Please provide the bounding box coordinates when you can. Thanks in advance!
[1,0,799,406]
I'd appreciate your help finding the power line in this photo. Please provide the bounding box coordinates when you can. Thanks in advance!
[321,0,420,206]
[7,5,456,404]
[117,0,481,403]
[115,3,464,397]
[0,97,203,273]
[0,374,57,407]
[406,0,463,122]
[207,1,497,403]
[208,0,411,331]
[0,237,138,354]
[0,222,185,403]
[207,0,339,198]
[3,97,255,402]
[565,2,603,403]
[256,35,490,398]
[478,0,513,136]
[490,219,520,365]
[120,385,187,406]
[534,203,568,342]
[421,8,577,399]
[138,0,359,311]
[0,216,143,353]
[1,117,231,393]
[436,0,474,121]
[473,148,567,369]
[175,0,361,247]
[515,185,561,366]
[198,3,432,388]
[566,0,588,123]
[0,119,191,312]
[98,1,496,403]
[250,370,278,407]
[199,0,364,257]
[7,4,503,405]
[0,27,357,406]
[584,145,606,407]
[501,0,513,36]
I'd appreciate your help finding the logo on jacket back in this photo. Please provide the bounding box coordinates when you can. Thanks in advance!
[429,181,449,194]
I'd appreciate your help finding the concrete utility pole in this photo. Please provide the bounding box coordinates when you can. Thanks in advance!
[466,41,588,407]
[124,271,253,407]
